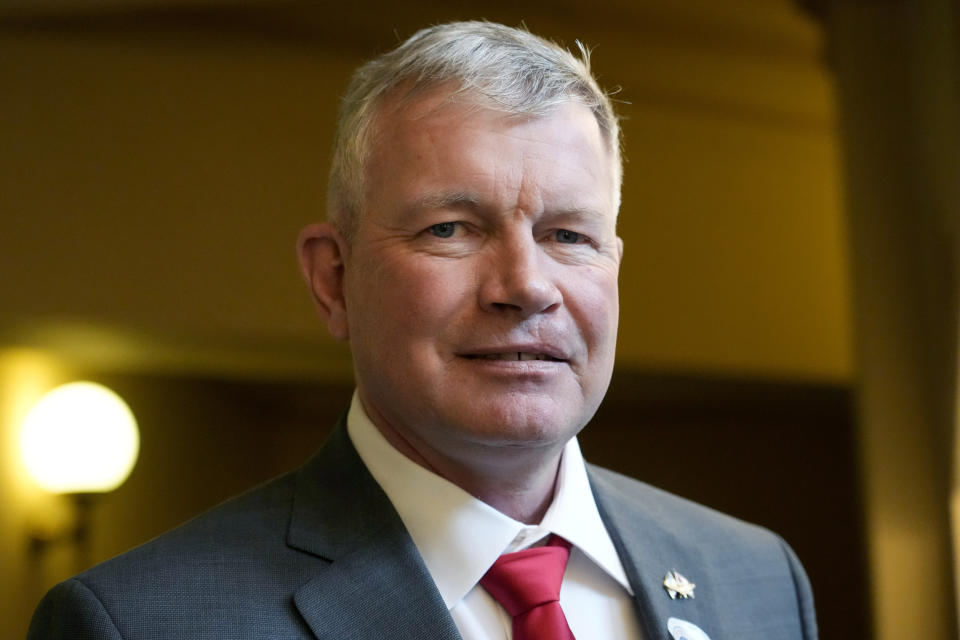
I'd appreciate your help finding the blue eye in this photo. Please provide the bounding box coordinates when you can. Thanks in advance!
[429,222,457,238]
[555,229,582,244]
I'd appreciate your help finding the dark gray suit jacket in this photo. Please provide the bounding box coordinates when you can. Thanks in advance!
[28,425,817,639]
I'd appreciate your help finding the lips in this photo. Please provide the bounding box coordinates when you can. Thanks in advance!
[460,343,569,362]
[469,352,563,362]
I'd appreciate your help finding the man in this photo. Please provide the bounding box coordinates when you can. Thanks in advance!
[29,21,817,640]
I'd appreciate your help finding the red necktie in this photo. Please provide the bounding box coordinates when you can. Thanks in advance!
[480,535,576,640]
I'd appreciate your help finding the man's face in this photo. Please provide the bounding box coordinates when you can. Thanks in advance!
[343,92,622,467]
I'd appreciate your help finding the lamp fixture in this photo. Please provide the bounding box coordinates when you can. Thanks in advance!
[20,381,139,494]
[20,381,140,569]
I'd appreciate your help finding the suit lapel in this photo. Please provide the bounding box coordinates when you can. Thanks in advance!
[588,466,723,640]
[287,425,462,640]
[286,424,733,639]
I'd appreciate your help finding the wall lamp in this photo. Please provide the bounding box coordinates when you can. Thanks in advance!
[20,381,139,567]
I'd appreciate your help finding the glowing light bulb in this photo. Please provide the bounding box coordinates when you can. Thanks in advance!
[20,382,139,493]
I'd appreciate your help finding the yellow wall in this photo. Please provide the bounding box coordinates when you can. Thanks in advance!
[820,0,960,637]
[0,0,851,382]
[0,1,863,636]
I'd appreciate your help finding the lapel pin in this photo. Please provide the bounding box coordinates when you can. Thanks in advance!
[667,617,710,640]
[663,570,696,600]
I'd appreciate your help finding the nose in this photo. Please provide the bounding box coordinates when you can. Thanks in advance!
[478,233,562,317]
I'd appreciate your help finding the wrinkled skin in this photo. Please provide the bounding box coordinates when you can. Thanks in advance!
[300,93,622,520]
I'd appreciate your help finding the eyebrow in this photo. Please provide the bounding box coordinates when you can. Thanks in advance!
[405,192,609,223]
[406,192,480,215]
[548,206,609,222]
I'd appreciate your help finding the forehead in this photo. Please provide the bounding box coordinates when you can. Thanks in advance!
[363,89,616,214]
[373,84,616,160]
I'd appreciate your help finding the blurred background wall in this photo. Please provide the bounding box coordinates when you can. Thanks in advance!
[0,0,956,638]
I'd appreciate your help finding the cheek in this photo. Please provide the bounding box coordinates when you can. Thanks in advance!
[566,272,620,347]
[350,257,472,340]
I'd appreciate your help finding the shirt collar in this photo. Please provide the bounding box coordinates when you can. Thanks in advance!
[345,391,633,609]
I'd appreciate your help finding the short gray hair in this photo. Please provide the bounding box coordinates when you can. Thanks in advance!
[327,21,623,240]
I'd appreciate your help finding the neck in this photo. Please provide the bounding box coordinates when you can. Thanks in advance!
[362,402,565,524]
[442,451,563,524]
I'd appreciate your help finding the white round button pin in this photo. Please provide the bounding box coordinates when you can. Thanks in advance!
[667,617,711,640]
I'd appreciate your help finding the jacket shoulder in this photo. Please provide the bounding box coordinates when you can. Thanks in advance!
[588,464,818,639]
[589,463,801,547]
[91,469,301,573]
[28,578,123,640]
[30,470,322,639]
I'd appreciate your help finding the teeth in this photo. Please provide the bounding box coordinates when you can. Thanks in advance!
[476,353,555,361]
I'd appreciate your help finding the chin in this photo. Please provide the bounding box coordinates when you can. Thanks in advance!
[448,399,585,448]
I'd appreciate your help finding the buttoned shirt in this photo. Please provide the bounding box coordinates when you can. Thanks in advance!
[346,393,644,639]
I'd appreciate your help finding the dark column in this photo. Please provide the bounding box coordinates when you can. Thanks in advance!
[800,0,959,636]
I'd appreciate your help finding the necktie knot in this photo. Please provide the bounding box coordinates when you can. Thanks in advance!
[480,536,576,639]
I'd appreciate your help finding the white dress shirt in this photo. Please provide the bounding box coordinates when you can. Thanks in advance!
[346,393,644,640]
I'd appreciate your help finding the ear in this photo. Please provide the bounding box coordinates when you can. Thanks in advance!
[297,222,350,341]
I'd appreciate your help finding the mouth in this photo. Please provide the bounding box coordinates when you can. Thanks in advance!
[465,352,564,362]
